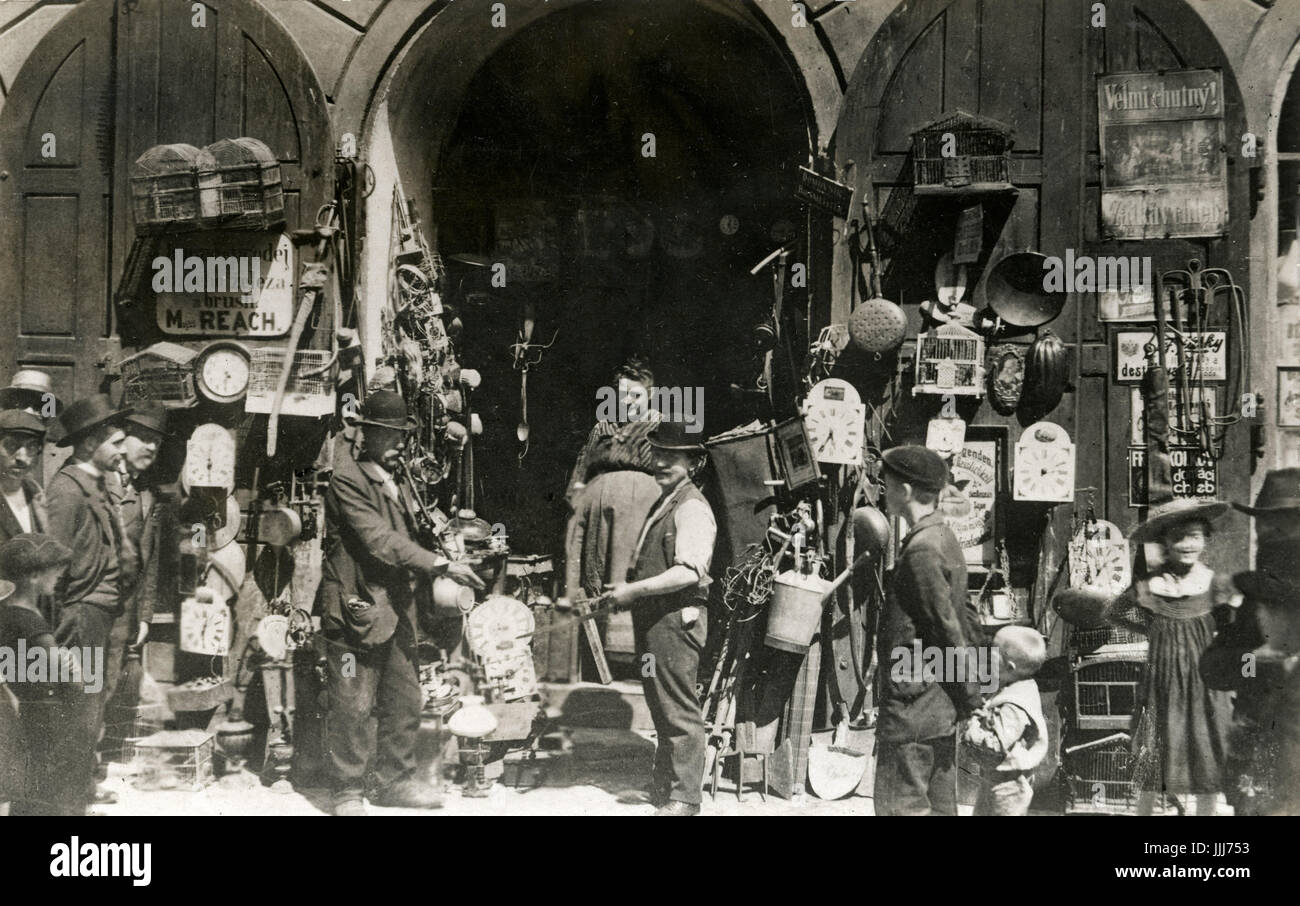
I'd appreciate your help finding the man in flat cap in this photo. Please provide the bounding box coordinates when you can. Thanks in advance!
[874,444,984,815]
[43,394,133,812]
[1201,468,1300,814]
[322,390,483,816]
[0,410,50,550]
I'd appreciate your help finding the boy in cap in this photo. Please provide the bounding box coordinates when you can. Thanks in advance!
[875,444,984,815]
[962,626,1049,816]
[0,410,50,549]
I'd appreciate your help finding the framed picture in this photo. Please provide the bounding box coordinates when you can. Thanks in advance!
[773,416,819,490]
[1280,366,1300,427]
[939,425,1008,567]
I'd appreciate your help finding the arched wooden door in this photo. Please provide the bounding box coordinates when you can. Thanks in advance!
[0,0,331,401]
[834,0,1250,567]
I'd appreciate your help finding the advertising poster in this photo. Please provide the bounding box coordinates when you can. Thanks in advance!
[1098,69,1227,239]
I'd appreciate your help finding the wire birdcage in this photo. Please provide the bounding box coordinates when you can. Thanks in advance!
[911,112,1014,195]
[1064,733,1137,811]
[1073,656,1143,730]
[205,137,285,229]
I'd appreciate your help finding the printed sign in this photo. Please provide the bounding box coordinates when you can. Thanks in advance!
[954,204,983,265]
[1098,70,1228,239]
[1114,330,1227,383]
[155,233,294,337]
[1128,445,1218,507]
[1130,387,1218,445]
[1097,280,1156,322]
[939,440,997,566]
[1280,367,1300,427]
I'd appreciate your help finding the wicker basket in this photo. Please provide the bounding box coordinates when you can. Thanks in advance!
[130,144,220,234]
[205,137,285,230]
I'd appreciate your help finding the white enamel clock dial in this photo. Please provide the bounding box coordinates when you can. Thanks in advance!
[802,379,866,465]
[466,595,535,657]
[185,423,237,492]
[1014,445,1073,501]
[195,341,251,405]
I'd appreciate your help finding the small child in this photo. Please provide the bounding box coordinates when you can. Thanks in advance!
[962,626,1049,816]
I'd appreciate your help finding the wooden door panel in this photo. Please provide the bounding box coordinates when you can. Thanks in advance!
[980,0,1043,152]
[0,0,114,401]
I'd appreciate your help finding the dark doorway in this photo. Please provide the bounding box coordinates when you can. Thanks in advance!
[429,1,811,552]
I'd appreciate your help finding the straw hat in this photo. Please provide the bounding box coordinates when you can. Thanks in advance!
[1130,497,1229,544]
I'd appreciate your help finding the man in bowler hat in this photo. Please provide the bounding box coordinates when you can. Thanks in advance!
[874,444,984,815]
[42,394,133,813]
[322,390,483,816]
[608,420,716,815]
[1201,468,1300,814]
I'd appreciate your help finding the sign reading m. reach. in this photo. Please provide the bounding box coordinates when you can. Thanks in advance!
[155,233,294,337]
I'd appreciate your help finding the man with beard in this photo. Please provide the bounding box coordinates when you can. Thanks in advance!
[43,394,132,815]
[322,390,484,816]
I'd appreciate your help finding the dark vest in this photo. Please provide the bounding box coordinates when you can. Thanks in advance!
[631,481,711,613]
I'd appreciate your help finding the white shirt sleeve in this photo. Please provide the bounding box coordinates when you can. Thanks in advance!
[671,498,716,583]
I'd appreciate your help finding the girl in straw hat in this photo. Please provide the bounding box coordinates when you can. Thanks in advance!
[1106,498,1237,816]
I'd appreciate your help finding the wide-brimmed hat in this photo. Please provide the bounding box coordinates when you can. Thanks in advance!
[354,390,417,431]
[646,420,707,452]
[55,394,132,448]
[125,401,169,439]
[1233,468,1300,516]
[1130,497,1229,544]
[0,369,63,416]
[0,409,47,439]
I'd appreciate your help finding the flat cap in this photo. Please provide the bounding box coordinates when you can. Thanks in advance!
[881,444,948,492]
[0,409,47,438]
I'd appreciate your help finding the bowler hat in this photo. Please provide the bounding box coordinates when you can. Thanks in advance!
[1233,468,1300,516]
[125,401,169,438]
[1130,497,1229,544]
[881,444,948,492]
[0,369,63,416]
[355,390,416,431]
[0,409,47,439]
[56,394,132,448]
[1232,569,1300,609]
[646,420,707,452]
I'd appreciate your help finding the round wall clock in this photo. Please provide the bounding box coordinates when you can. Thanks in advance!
[194,340,251,405]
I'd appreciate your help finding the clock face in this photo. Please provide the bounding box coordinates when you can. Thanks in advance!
[180,597,231,655]
[185,423,237,492]
[802,400,866,465]
[1014,444,1074,502]
[719,214,740,236]
[465,596,534,657]
[196,342,251,404]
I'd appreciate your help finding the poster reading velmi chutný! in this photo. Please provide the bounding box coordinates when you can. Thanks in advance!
[1098,69,1227,239]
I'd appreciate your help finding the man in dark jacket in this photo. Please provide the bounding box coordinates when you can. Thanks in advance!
[0,410,49,548]
[1201,468,1300,814]
[874,445,984,816]
[321,390,483,816]
[43,394,132,814]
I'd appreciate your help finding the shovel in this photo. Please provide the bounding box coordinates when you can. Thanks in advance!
[807,720,868,800]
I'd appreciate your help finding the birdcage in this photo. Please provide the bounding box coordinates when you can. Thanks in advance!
[245,347,336,417]
[1063,733,1137,812]
[911,112,1014,195]
[204,137,285,229]
[913,323,985,395]
[126,729,215,791]
[118,342,198,408]
[130,143,220,233]
[1073,655,1143,730]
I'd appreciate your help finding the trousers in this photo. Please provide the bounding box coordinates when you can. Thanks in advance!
[324,618,422,802]
[874,736,958,816]
[634,600,707,805]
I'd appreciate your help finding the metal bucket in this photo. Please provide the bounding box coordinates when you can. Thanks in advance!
[765,571,833,653]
